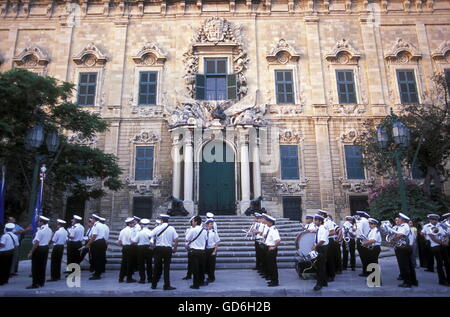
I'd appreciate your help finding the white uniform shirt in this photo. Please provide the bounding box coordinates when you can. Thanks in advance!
[261,224,270,239]
[397,223,411,245]
[356,217,370,238]
[316,225,329,246]
[52,227,68,245]
[343,221,356,239]
[425,225,444,247]
[33,224,53,246]
[186,225,207,250]
[305,223,318,232]
[68,223,85,242]
[408,227,416,246]
[265,226,281,247]
[256,222,266,240]
[206,221,218,232]
[421,223,433,241]
[151,223,178,247]
[91,221,106,240]
[324,218,337,238]
[102,223,110,241]
[118,226,133,246]
[133,227,152,246]
[0,232,19,251]
[367,228,382,246]
[206,229,220,249]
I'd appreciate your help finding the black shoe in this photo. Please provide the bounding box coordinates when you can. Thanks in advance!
[200,281,209,286]
[412,281,419,287]
[46,279,59,282]
[26,284,40,289]
[439,281,450,286]
[252,267,259,270]
[398,283,411,288]
[313,285,322,291]
[182,276,191,280]
[267,281,279,287]
[397,276,403,281]
[190,285,200,289]
[126,279,137,283]
[118,279,124,283]
[207,278,215,283]
[164,286,176,290]
[151,284,157,289]
[89,275,101,280]
[138,280,145,284]
[328,277,335,282]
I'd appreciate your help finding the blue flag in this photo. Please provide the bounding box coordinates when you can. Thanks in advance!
[31,177,44,234]
[0,166,5,225]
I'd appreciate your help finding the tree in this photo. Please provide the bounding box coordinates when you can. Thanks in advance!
[355,73,450,198]
[0,68,123,221]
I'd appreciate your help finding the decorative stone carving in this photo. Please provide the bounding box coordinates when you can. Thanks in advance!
[431,40,450,62]
[268,104,304,117]
[279,129,303,144]
[325,38,361,64]
[266,39,300,64]
[332,104,366,115]
[13,45,50,68]
[339,177,374,193]
[132,42,167,66]
[73,43,107,66]
[340,128,359,143]
[130,106,165,118]
[272,177,309,195]
[384,38,421,63]
[126,177,162,193]
[183,17,248,100]
[130,130,160,144]
[67,132,98,147]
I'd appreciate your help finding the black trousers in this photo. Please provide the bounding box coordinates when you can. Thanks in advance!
[255,241,263,269]
[326,238,336,279]
[67,241,82,265]
[32,246,49,286]
[315,245,328,287]
[396,246,418,285]
[259,244,268,275]
[431,245,450,284]
[137,245,153,282]
[335,241,342,272]
[190,249,206,288]
[205,248,216,280]
[0,250,14,285]
[90,239,106,277]
[265,248,278,283]
[424,241,435,271]
[50,245,64,280]
[119,245,134,281]
[185,251,193,278]
[342,239,356,269]
[152,246,173,287]
[357,238,368,274]
[367,245,381,265]
[130,244,138,272]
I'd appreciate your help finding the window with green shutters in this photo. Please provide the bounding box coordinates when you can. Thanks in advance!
[275,70,295,104]
[77,72,97,106]
[336,70,357,104]
[135,146,154,181]
[344,145,365,179]
[138,71,157,105]
[280,145,299,180]
[396,69,419,104]
[195,58,237,101]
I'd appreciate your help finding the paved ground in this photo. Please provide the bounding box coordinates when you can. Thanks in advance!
[1,257,449,297]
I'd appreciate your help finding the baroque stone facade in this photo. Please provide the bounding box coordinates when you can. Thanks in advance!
[1,0,450,228]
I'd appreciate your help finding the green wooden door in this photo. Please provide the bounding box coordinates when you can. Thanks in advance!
[199,142,235,215]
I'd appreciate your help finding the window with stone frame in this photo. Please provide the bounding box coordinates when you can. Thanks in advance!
[195,58,237,101]
[275,70,295,104]
[77,72,98,106]
[344,145,365,179]
[335,70,357,104]
[396,69,419,104]
[280,144,300,180]
[134,146,154,181]
[138,71,158,105]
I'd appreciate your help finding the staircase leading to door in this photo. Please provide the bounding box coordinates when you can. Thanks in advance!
[96,215,394,270]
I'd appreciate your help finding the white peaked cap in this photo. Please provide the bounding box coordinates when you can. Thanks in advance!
[140,218,150,225]
[5,223,15,229]
[57,219,67,224]
[125,217,135,223]
[39,216,50,222]
[206,212,215,218]
[72,215,82,221]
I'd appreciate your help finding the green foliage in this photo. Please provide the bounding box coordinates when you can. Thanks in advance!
[0,68,123,220]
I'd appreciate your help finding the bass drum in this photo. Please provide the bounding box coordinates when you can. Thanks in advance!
[294,232,317,279]
[295,232,316,257]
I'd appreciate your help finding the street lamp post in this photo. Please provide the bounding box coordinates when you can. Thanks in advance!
[376,112,411,215]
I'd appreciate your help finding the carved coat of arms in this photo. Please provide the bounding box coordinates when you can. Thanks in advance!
[204,17,226,43]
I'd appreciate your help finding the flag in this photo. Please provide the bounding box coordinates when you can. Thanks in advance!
[0,165,5,225]
[31,167,46,234]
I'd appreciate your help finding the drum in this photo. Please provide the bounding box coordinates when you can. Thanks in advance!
[294,232,317,279]
[295,232,316,256]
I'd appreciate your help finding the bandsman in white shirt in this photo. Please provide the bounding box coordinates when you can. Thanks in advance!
[423,214,450,286]
[255,213,270,279]
[86,214,107,280]
[312,214,329,291]
[117,217,136,283]
[150,214,178,290]
[342,216,357,271]
[182,216,196,281]
[421,216,436,272]
[129,216,141,273]
[0,223,19,286]
[185,215,208,289]
[205,219,220,283]
[363,218,382,274]
[206,212,218,232]
[304,215,317,232]
[355,211,371,277]
[248,213,263,271]
[133,218,154,284]
[49,219,68,282]
[27,216,53,289]
[441,212,450,264]
[318,210,337,282]
[263,214,281,287]
[67,215,85,267]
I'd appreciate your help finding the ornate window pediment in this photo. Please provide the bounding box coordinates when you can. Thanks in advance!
[384,38,421,64]
[325,38,361,64]
[266,39,300,65]
[340,128,360,143]
[279,128,303,144]
[67,132,98,147]
[130,130,161,144]
[73,43,107,67]
[13,45,50,69]
[431,40,450,63]
[132,42,167,66]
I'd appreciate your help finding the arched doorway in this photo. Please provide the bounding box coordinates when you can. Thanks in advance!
[199,140,235,215]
